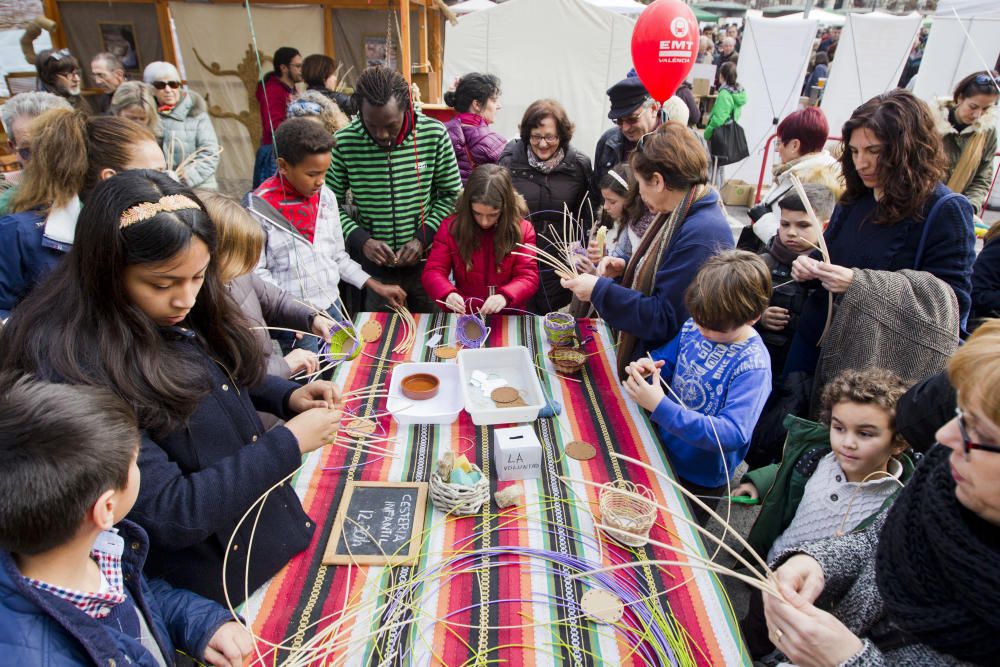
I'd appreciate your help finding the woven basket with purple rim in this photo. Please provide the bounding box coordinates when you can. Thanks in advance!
[543,311,576,346]
[456,314,488,348]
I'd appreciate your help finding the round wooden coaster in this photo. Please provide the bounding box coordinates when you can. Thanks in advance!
[359,320,382,343]
[434,345,458,359]
[490,387,520,404]
[565,440,597,461]
[581,588,624,624]
[345,418,377,435]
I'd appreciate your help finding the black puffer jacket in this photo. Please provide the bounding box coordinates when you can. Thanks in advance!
[499,139,593,312]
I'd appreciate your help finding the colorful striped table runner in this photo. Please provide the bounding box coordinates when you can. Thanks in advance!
[239,312,749,666]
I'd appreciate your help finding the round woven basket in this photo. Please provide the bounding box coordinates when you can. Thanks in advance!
[324,322,360,361]
[599,480,657,547]
[430,464,490,515]
[543,312,576,346]
[547,346,586,374]
[456,314,488,349]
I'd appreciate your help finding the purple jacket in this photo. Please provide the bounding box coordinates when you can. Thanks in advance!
[445,113,507,182]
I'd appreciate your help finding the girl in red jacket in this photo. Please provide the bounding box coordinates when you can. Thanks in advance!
[422,164,539,314]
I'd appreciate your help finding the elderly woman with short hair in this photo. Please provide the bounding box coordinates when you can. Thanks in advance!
[143,61,220,190]
[499,99,593,313]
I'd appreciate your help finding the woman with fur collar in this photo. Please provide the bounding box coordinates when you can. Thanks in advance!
[930,71,998,214]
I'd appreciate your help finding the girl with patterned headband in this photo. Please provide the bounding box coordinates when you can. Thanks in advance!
[0,170,346,605]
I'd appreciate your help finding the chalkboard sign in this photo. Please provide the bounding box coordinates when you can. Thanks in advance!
[324,481,428,566]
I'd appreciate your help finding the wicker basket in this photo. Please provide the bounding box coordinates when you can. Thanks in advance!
[543,312,576,346]
[547,346,587,374]
[599,480,657,547]
[430,464,491,515]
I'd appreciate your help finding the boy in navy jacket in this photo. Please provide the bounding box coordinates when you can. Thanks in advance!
[0,378,252,666]
[624,251,772,523]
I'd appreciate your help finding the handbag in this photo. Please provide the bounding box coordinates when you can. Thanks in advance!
[709,93,749,166]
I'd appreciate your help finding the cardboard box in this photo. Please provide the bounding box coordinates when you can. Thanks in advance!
[721,179,755,207]
[494,426,542,481]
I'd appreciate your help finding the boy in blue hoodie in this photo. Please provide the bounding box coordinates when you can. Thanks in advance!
[0,378,252,666]
[624,250,772,523]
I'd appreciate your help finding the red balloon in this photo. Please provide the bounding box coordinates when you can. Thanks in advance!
[631,0,699,103]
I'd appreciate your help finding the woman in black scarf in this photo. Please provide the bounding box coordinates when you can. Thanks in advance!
[761,318,1000,666]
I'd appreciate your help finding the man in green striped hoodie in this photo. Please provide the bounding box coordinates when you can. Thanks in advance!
[326,66,461,312]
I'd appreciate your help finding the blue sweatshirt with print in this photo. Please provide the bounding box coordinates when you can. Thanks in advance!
[647,320,772,488]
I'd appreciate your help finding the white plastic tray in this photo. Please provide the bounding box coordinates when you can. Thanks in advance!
[386,363,464,425]
[457,346,545,425]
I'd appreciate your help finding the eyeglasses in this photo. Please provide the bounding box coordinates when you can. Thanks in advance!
[955,407,1000,460]
[614,99,653,127]
[529,134,559,146]
[152,80,181,90]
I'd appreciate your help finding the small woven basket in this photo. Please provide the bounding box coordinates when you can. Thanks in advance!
[543,312,576,346]
[456,314,488,349]
[547,346,587,374]
[430,464,490,515]
[599,480,657,547]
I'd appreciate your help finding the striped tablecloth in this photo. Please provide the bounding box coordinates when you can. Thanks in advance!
[239,312,749,666]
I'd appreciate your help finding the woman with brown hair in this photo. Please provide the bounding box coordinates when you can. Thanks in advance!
[929,70,998,214]
[788,89,976,378]
[562,122,734,375]
[422,163,539,314]
[301,53,355,117]
[0,108,166,318]
[499,99,593,313]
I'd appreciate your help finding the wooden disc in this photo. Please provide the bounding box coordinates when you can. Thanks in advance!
[581,588,624,624]
[565,440,597,461]
[345,418,377,435]
[490,387,520,404]
[434,345,458,359]
[359,320,382,343]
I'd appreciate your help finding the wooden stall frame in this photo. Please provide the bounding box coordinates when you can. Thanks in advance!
[43,0,445,100]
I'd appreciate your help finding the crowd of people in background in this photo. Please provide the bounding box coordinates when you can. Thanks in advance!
[0,22,999,667]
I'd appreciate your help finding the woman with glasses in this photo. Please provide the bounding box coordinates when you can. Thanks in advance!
[929,70,999,215]
[0,108,166,318]
[742,106,842,251]
[34,48,87,113]
[762,319,1000,667]
[143,61,220,190]
[499,99,593,312]
[561,123,734,377]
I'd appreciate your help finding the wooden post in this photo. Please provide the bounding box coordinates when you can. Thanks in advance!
[324,5,337,60]
[428,5,443,102]
[155,0,177,66]
[398,0,412,81]
[42,0,66,49]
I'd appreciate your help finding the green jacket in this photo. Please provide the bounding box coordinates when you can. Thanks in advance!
[930,97,997,213]
[742,414,915,560]
[703,85,747,141]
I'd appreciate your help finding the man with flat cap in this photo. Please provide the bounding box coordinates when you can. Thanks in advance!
[592,76,664,205]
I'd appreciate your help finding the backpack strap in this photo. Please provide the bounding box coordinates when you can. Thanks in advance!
[913,192,969,270]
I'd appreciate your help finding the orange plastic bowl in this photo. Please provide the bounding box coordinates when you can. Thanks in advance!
[400,373,440,401]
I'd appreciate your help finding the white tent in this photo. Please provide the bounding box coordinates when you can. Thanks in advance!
[776,9,845,27]
[583,0,646,16]
[819,11,922,139]
[449,0,497,16]
[913,15,1000,102]
[444,0,636,161]
[935,0,1000,19]
[726,16,818,184]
